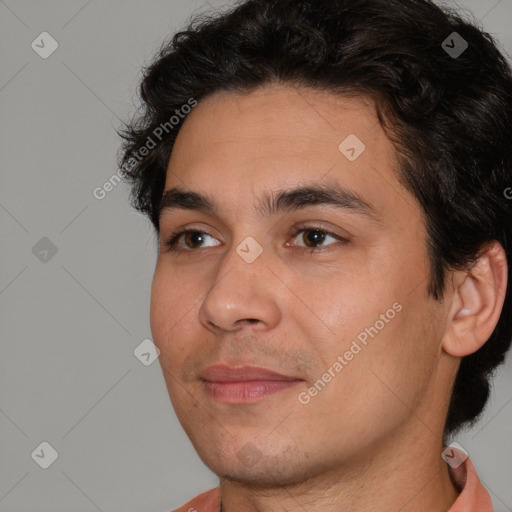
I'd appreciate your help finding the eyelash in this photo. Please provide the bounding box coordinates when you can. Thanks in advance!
[162,225,348,254]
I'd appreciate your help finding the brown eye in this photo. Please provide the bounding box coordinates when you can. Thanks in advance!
[301,229,327,247]
[164,230,220,252]
[290,228,344,249]
[183,231,206,249]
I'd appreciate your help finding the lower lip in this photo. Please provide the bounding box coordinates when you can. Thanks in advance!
[204,380,302,403]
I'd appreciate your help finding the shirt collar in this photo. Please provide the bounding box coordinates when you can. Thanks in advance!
[446,447,493,512]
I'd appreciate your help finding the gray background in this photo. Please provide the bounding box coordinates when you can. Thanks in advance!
[0,1,511,511]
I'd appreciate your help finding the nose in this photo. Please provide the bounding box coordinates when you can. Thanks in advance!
[198,239,282,333]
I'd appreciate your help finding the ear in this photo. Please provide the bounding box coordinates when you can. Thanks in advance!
[442,241,508,357]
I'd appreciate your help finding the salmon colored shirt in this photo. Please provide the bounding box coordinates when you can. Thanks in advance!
[172,453,493,512]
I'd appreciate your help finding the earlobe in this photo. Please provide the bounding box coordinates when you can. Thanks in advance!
[442,241,508,358]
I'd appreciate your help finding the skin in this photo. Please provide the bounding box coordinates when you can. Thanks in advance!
[150,84,507,512]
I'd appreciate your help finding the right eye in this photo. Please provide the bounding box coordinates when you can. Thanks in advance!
[163,229,221,252]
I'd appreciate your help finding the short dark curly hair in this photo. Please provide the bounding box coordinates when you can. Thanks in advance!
[118,0,512,440]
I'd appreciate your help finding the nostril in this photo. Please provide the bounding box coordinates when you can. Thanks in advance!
[239,318,259,326]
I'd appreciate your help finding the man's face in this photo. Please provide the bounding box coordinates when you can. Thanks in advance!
[150,85,450,485]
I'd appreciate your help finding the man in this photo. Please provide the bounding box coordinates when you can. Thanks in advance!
[118,0,512,510]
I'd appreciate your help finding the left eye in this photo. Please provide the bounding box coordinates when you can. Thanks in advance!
[289,228,344,249]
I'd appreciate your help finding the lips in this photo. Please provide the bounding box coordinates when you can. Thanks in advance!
[200,364,303,403]
[200,364,300,382]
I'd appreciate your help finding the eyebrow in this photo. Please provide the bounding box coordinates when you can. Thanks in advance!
[158,182,379,221]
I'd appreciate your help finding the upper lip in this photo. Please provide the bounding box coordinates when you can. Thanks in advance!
[200,364,301,382]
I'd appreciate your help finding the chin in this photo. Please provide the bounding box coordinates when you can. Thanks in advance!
[215,463,314,488]
[197,441,326,488]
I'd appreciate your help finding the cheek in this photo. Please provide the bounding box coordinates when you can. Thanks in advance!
[347,298,440,410]
[149,274,170,348]
[149,266,194,359]
[296,272,398,350]
[301,306,439,448]
[304,271,439,410]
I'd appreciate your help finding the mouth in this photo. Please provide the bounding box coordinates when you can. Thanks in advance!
[200,364,303,403]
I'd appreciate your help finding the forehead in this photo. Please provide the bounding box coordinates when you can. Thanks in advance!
[168,85,383,174]
[163,84,418,223]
